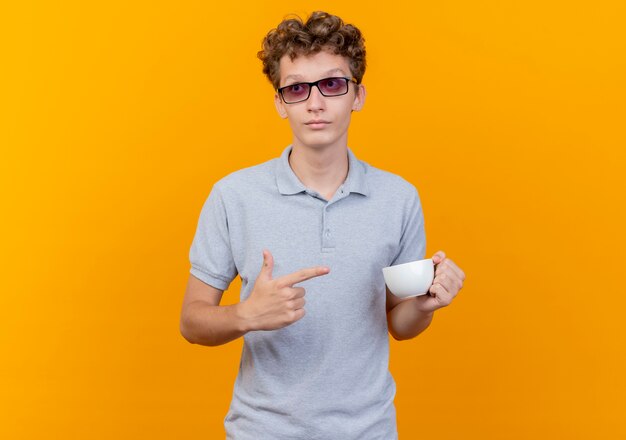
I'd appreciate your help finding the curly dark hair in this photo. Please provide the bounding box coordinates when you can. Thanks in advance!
[257,11,367,91]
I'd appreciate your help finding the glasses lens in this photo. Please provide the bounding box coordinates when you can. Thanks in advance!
[282,83,310,103]
[319,77,348,96]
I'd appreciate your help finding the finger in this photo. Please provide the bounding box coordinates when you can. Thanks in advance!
[434,259,447,276]
[441,259,465,282]
[290,287,306,298]
[259,249,274,281]
[428,282,439,297]
[291,297,306,310]
[292,308,306,322]
[432,250,446,265]
[433,272,460,295]
[277,266,330,288]
[429,282,453,305]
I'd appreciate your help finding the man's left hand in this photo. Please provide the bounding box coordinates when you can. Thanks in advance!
[415,251,466,314]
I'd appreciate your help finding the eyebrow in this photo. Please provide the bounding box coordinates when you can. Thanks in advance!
[283,68,348,84]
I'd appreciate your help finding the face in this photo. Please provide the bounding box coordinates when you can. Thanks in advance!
[274,50,366,151]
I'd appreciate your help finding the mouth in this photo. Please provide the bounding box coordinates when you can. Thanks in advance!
[305,121,331,129]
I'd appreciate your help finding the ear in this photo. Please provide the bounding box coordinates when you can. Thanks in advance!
[352,83,366,112]
[274,92,288,119]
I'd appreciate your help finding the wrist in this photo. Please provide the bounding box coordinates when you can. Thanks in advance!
[235,301,253,333]
[414,296,438,316]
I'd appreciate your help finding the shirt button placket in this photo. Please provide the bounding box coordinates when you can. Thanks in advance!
[322,205,335,252]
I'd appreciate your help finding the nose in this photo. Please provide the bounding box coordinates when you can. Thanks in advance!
[306,84,325,111]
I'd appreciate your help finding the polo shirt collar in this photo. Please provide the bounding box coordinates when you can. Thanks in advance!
[275,144,370,197]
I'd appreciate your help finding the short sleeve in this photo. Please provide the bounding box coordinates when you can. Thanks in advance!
[188,183,238,291]
[389,184,427,266]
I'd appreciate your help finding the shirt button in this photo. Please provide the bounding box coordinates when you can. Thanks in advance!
[325,229,331,237]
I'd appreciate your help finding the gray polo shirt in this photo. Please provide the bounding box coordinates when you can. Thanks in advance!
[189,144,426,439]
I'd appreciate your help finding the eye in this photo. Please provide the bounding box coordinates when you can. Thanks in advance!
[327,80,337,88]
[321,78,345,92]
[289,84,304,93]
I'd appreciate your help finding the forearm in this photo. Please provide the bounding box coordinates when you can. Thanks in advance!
[387,298,434,341]
[180,301,250,346]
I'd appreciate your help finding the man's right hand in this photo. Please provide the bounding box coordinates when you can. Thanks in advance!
[240,249,331,331]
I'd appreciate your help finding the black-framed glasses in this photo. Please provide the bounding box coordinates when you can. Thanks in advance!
[277,76,358,104]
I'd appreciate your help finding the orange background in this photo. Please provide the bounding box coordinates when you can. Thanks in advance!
[2,1,625,438]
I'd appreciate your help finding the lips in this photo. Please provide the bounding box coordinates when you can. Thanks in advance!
[305,120,331,129]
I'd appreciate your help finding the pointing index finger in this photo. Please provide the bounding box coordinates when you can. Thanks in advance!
[277,266,330,288]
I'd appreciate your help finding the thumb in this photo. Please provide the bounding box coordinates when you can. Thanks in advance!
[260,249,274,280]
[432,251,446,265]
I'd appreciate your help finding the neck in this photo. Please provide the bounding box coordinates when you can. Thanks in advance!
[288,143,349,197]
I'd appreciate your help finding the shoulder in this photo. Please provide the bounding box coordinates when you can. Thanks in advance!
[360,159,421,199]
[211,157,278,199]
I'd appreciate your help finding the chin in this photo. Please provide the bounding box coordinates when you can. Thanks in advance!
[302,140,338,149]
[299,133,340,149]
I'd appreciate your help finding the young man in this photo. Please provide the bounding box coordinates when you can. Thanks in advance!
[180,11,466,439]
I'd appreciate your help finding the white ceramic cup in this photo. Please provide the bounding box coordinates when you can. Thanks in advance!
[382,258,434,298]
